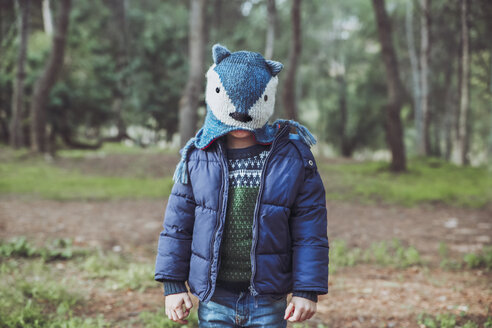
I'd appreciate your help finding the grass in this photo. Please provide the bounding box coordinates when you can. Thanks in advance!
[320,157,492,208]
[417,313,492,328]
[438,242,463,270]
[0,143,175,200]
[438,242,492,271]
[2,144,490,207]
[82,250,158,292]
[139,308,199,327]
[0,237,177,327]
[329,238,422,274]
[0,237,89,261]
[463,246,492,270]
[329,238,492,274]
[0,257,107,328]
[0,161,174,200]
[1,235,490,326]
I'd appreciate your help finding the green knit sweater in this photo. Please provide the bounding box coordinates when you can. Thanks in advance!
[216,143,271,291]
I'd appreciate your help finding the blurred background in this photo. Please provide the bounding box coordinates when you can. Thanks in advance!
[0,0,491,327]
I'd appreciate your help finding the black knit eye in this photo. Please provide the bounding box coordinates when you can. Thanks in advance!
[264,95,268,101]
[215,87,220,93]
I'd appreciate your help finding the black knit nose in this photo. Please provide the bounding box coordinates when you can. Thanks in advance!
[229,112,252,123]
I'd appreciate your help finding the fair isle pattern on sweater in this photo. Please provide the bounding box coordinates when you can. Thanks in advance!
[217,143,271,286]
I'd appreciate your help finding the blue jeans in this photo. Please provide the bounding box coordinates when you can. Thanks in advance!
[198,286,287,327]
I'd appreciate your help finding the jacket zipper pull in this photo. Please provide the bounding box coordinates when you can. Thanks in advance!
[248,285,259,296]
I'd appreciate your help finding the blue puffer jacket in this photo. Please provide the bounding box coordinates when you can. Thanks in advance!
[154,123,329,302]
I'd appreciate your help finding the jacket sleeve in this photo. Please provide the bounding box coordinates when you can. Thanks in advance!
[154,177,196,282]
[289,149,329,295]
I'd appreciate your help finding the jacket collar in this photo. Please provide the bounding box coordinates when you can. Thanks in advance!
[216,121,290,153]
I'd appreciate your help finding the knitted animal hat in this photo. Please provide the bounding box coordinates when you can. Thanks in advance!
[173,44,316,184]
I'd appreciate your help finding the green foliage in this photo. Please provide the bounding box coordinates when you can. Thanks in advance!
[139,308,199,328]
[82,251,158,292]
[418,313,456,328]
[328,240,362,274]
[0,237,87,261]
[0,258,106,328]
[48,316,109,328]
[0,160,174,200]
[0,237,37,258]
[108,262,157,292]
[365,239,421,268]
[82,252,128,276]
[417,313,488,328]
[126,0,189,135]
[329,238,422,274]
[321,158,492,208]
[0,238,157,326]
[463,246,492,270]
[438,242,462,270]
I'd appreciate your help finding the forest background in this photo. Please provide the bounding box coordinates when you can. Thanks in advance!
[0,0,491,327]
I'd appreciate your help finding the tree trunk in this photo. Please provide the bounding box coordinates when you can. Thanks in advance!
[42,0,53,36]
[179,0,207,147]
[405,0,423,156]
[282,0,302,121]
[107,0,130,140]
[419,0,431,156]
[372,0,407,172]
[452,0,470,165]
[442,59,454,160]
[30,0,71,153]
[10,0,29,149]
[264,0,276,59]
[336,75,351,157]
[488,45,492,163]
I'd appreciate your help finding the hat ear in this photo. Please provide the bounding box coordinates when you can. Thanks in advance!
[212,44,231,64]
[265,60,283,76]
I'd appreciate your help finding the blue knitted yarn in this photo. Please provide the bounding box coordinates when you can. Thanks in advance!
[173,137,196,185]
[172,44,317,185]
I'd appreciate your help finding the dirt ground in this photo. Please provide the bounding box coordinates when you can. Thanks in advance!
[1,197,491,327]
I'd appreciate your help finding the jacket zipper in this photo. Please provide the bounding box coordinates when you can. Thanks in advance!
[203,139,229,301]
[249,124,289,296]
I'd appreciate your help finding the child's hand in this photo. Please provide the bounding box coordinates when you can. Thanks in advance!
[283,296,317,322]
[165,292,193,324]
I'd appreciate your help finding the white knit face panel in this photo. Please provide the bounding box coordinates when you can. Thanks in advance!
[205,64,278,130]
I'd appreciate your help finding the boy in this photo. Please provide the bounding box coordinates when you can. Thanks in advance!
[154,44,329,327]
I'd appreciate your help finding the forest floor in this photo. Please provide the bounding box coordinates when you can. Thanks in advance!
[0,148,491,327]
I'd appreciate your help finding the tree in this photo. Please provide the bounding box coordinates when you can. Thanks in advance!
[264,0,276,59]
[10,0,29,149]
[179,0,207,147]
[106,0,130,141]
[405,0,422,156]
[420,0,431,155]
[372,0,407,172]
[452,0,470,165]
[42,0,53,36]
[30,0,71,153]
[282,0,301,121]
